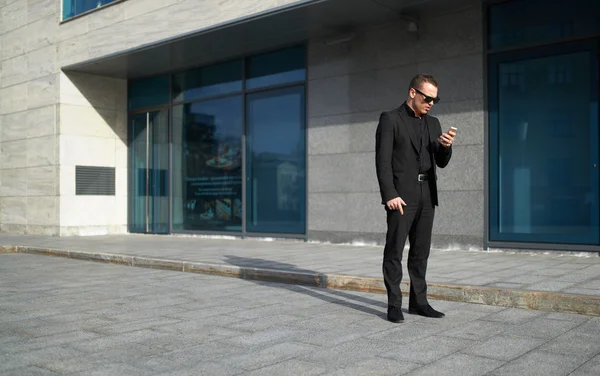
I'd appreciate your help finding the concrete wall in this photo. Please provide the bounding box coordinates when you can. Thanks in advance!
[0,0,61,235]
[306,1,485,249]
[58,72,127,236]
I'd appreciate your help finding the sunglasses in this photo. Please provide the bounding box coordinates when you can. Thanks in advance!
[413,88,440,104]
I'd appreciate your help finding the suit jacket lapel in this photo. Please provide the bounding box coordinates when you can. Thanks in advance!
[398,107,419,154]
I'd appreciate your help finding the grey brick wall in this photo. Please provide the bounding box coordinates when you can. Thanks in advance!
[306,2,485,249]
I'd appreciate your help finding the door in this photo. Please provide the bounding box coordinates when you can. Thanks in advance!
[129,109,170,234]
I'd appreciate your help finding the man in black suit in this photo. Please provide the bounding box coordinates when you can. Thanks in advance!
[375,74,455,323]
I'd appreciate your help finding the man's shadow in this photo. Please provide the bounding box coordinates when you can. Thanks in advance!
[223,255,395,320]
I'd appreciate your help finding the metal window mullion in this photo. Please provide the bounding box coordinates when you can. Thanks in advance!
[146,112,150,233]
[168,73,173,234]
[241,56,248,237]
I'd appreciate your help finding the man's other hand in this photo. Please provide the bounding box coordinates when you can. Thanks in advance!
[386,197,407,215]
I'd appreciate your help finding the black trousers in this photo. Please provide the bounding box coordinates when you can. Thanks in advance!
[383,181,435,308]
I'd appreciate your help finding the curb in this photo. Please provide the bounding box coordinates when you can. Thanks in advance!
[3,245,599,317]
[0,245,16,254]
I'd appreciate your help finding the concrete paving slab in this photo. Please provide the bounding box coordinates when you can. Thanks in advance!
[3,253,600,376]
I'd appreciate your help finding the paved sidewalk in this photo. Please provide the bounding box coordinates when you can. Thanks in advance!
[2,253,600,376]
[0,234,599,315]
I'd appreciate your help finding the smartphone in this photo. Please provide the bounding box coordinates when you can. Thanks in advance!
[449,126,457,135]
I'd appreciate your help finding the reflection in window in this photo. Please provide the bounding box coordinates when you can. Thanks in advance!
[128,45,307,235]
[246,46,306,90]
[490,50,598,244]
[171,97,243,232]
[172,60,242,102]
[63,0,117,20]
[246,86,306,234]
[499,64,524,89]
[128,75,170,111]
[488,0,600,50]
[547,62,573,85]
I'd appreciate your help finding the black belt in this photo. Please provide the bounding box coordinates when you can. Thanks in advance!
[417,173,429,181]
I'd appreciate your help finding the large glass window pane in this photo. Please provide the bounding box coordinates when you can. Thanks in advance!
[172,60,242,103]
[246,86,306,234]
[128,75,170,111]
[172,96,243,232]
[489,45,599,244]
[488,0,600,50]
[245,46,306,90]
[63,0,117,20]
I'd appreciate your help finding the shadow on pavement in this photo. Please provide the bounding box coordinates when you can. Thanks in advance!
[224,255,390,320]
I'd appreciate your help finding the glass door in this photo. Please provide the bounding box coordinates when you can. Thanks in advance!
[129,109,170,234]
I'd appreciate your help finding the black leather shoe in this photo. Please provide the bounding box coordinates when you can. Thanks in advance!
[387,306,405,323]
[408,304,445,318]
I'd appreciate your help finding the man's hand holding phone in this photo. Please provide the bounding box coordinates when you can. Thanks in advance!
[438,126,457,148]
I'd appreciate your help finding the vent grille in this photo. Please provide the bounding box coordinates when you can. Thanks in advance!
[75,166,115,196]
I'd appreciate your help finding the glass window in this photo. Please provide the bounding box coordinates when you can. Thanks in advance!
[246,86,306,234]
[127,46,307,236]
[488,0,600,50]
[172,60,242,103]
[128,75,170,111]
[129,110,169,234]
[245,45,306,90]
[172,96,243,232]
[63,0,117,20]
[489,43,599,244]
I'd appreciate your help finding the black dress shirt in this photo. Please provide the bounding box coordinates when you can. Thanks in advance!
[402,102,432,173]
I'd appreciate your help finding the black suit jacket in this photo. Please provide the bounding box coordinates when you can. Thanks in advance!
[375,105,452,207]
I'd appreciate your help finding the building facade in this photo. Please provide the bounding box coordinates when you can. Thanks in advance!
[0,0,598,252]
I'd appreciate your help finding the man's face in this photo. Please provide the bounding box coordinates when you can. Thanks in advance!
[410,82,438,116]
